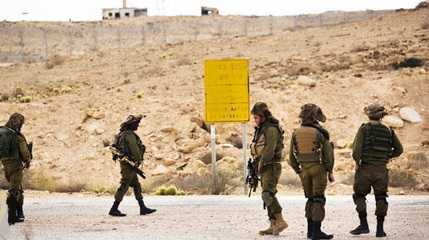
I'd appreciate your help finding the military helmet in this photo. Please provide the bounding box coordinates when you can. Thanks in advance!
[364,103,387,120]
[120,114,144,129]
[5,113,25,132]
[299,103,326,123]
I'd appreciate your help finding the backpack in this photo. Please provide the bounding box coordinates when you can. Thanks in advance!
[0,127,18,160]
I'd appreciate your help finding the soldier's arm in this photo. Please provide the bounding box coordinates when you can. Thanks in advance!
[17,134,32,163]
[260,127,278,165]
[288,133,301,174]
[390,130,403,158]
[321,134,334,173]
[352,125,364,164]
[124,133,143,162]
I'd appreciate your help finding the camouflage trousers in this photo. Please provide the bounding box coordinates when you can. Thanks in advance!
[353,164,389,218]
[260,163,283,220]
[1,158,24,205]
[299,163,327,222]
[114,162,143,202]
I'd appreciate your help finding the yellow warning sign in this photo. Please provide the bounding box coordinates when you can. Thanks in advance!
[204,59,249,123]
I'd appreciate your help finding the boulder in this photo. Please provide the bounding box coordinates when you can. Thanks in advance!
[225,133,243,149]
[382,115,404,128]
[399,107,422,123]
[151,164,170,175]
[296,76,316,87]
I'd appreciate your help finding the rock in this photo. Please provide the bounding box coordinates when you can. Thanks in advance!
[335,139,349,149]
[399,107,422,123]
[163,159,176,166]
[422,140,429,147]
[199,150,224,164]
[151,164,170,175]
[102,138,111,147]
[296,75,316,87]
[382,115,404,128]
[226,133,243,149]
[12,88,25,98]
[353,73,363,78]
[415,1,429,10]
[415,183,427,191]
[0,93,9,102]
[407,151,429,169]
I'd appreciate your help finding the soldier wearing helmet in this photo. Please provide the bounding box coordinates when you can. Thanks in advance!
[350,103,403,238]
[108,114,156,217]
[289,104,335,240]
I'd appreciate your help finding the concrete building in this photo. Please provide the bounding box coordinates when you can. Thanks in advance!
[102,0,147,20]
[201,7,219,16]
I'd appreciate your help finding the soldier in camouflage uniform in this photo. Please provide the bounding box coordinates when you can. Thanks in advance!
[250,102,288,236]
[350,103,403,238]
[0,113,32,225]
[109,115,156,217]
[289,104,334,240]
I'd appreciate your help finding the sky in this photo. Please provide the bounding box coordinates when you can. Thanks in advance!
[0,0,423,21]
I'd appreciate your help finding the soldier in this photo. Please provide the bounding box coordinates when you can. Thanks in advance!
[0,113,32,225]
[108,115,156,217]
[289,104,334,240]
[350,103,403,238]
[250,102,288,236]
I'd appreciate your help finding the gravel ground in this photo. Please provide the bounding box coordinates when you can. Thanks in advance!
[6,194,429,240]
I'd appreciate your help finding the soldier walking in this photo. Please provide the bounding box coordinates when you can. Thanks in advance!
[108,114,156,217]
[289,104,335,240]
[0,113,32,225]
[250,102,288,236]
[350,103,403,238]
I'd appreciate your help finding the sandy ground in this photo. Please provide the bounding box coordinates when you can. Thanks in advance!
[5,193,429,240]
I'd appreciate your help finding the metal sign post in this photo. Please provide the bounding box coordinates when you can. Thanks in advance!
[242,123,248,194]
[210,124,218,194]
[204,59,249,195]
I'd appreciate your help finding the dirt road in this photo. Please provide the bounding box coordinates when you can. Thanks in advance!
[6,193,429,240]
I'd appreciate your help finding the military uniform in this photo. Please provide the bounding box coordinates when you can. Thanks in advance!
[289,104,334,240]
[250,102,288,236]
[109,115,156,217]
[350,103,403,238]
[0,113,32,225]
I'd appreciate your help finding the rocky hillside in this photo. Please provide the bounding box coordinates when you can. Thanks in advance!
[0,6,428,195]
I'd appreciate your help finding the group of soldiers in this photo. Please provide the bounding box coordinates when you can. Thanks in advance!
[249,102,403,239]
[1,101,403,239]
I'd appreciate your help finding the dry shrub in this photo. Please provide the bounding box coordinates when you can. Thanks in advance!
[173,172,229,195]
[176,56,193,67]
[389,168,417,187]
[154,185,186,196]
[24,169,85,193]
[45,54,66,69]
[140,175,171,194]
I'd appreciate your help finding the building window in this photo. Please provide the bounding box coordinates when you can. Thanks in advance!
[125,12,130,17]
[115,12,120,18]
[108,12,113,17]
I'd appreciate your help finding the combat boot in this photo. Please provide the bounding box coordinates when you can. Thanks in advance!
[138,199,156,215]
[311,221,334,240]
[307,218,313,239]
[16,198,25,222]
[376,216,386,238]
[258,219,275,235]
[109,201,126,217]
[350,212,369,235]
[272,213,288,235]
[6,196,18,225]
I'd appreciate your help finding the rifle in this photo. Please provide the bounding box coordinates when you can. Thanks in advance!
[109,146,146,179]
[245,158,259,197]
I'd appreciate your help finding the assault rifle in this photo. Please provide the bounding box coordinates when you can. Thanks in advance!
[109,146,146,179]
[245,158,259,197]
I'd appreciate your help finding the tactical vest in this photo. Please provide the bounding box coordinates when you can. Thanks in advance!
[361,122,393,163]
[293,126,322,163]
[114,130,146,162]
[250,122,284,163]
[0,126,20,161]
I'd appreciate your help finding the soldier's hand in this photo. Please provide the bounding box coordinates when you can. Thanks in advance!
[328,172,335,183]
[24,161,31,169]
